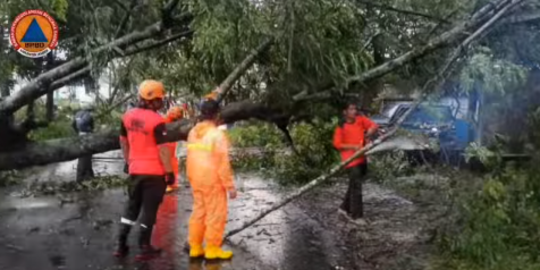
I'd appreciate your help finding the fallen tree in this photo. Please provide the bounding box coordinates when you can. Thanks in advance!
[0,0,528,170]
[0,37,276,170]
[223,0,525,239]
[0,0,192,151]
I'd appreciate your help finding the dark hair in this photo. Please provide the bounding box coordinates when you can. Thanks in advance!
[200,99,220,120]
[338,100,359,127]
[342,100,359,110]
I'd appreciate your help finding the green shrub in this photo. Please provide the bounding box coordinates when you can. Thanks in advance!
[228,122,283,148]
[437,162,540,270]
[28,119,74,141]
[227,119,340,185]
[369,150,413,183]
[271,118,340,185]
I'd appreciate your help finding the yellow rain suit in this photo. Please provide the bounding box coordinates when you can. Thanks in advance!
[186,120,234,257]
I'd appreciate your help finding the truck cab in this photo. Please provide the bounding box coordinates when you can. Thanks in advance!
[371,100,471,152]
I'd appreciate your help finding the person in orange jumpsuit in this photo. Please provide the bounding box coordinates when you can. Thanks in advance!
[163,106,184,193]
[333,101,378,223]
[186,99,237,260]
[114,80,176,260]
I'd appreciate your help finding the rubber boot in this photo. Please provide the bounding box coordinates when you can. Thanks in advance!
[113,224,131,258]
[135,226,162,261]
[189,245,205,258]
[204,245,233,260]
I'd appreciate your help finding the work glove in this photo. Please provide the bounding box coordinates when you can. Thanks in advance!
[165,172,175,186]
[123,163,129,174]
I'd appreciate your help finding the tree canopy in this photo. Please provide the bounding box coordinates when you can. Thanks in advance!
[0,0,539,169]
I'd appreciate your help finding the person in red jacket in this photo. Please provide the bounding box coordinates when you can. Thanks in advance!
[114,80,176,260]
[333,101,378,223]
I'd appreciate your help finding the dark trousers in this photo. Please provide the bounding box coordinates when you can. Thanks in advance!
[76,155,94,182]
[122,175,167,228]
[340,163,368,219]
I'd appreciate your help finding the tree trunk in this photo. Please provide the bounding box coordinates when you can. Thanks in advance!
[46,53,55,122]
[0,100,287,170]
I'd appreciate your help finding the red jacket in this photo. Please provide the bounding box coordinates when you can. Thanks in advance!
[333,116,377,168]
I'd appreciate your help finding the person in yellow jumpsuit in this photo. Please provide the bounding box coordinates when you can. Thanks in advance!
[163,106,184,193]
[186,99,237,260]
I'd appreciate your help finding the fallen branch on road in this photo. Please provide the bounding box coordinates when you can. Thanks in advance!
[223,0,522,239]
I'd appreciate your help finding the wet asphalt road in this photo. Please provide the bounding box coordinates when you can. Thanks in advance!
[0,153,347,270]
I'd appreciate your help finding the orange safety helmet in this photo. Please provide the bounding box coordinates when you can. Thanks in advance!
[138,80,165,100]
[167,106,184,120]
[203,90,219,101]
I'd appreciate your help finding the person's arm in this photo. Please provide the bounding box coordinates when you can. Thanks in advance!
[89,115,94,132]
[215,131,236,198]
[333,126,358,150]
[119,121,129,164]
[361,116,379,138]
[153,123,173,173]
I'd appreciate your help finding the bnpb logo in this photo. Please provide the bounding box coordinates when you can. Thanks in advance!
[9,9,59,58]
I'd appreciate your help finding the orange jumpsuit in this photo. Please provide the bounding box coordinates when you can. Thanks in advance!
[186,121,234,252]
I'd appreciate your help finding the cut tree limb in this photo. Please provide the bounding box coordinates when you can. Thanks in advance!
[223,0,519,240]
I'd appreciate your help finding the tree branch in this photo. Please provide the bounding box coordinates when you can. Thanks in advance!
[294,0,516,102]
[114,0,138,39]
[355,0,451,23]
[502,12,540,24]
[215,37,275,103]
[123,29,194,57]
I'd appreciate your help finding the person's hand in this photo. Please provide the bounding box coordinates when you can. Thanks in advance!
[165,172,175,186]
[228,188,238,200]
[123,163,129,174]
